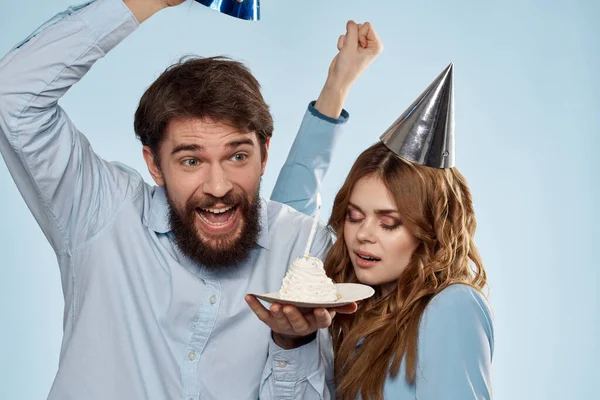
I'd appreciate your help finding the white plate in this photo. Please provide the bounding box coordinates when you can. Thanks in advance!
[251,283,375,308]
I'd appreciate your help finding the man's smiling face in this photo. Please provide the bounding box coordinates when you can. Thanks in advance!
[143,117,269,269]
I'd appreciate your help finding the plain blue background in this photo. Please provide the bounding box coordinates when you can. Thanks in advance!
[0,0,598,398]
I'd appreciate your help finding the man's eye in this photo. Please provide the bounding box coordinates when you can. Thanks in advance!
[232,153,247,162]
[182,159,199,167]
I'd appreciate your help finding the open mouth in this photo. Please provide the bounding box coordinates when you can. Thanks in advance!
[354,251,381,268]
[356,254,380,262]
[356,252,380,262]
[195,205,239,234]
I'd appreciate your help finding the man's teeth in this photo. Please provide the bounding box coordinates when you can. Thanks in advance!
[201,205,234,214]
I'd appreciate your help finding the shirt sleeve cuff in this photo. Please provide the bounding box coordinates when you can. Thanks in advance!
[267,333,322,384]
[307,100,350,125]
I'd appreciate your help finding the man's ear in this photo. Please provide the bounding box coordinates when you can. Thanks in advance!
[261,137,271,176]
[142,146,165,186]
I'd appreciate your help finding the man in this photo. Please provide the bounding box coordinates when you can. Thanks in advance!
[0,0,382,399]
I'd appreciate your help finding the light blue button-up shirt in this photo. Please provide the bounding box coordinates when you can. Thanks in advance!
[382,284,494,399]
[337,286,493,400]
[0,1,348,399]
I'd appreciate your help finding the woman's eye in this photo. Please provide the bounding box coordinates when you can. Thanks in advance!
[380,218,402,231]
[380,223,401,231]
[346,210,363,223]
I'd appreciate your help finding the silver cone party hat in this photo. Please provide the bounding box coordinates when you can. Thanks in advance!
[195,0,260,21]
[380,63,455,168]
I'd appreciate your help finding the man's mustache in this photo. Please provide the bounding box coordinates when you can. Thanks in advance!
[188,192,248,211]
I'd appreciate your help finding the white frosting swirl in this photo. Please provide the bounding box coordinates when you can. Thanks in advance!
[279,256,339,302]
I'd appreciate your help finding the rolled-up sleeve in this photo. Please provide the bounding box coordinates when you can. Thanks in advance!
[271,101,349,216]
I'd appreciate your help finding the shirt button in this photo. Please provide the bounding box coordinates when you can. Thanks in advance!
[187,351,196,361]
[278,361,287,368]
[210,295,217,304]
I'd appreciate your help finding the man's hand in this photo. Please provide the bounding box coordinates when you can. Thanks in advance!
[245,295,357,350]
[314,20,383,118]
[124,0,187,23]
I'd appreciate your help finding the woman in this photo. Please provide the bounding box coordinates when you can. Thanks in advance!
[247,20,491,399]
[323,141,494,399]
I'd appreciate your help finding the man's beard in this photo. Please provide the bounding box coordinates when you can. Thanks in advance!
[166,183,261,270]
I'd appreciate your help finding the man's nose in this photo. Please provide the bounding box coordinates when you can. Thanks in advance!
[202,164,233,198]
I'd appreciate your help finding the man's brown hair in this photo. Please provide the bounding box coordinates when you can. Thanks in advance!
[134,56,273,162]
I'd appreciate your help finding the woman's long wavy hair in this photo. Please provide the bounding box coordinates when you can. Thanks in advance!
[325,142,487,400]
